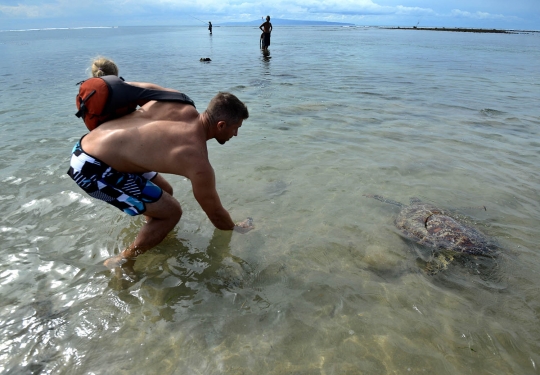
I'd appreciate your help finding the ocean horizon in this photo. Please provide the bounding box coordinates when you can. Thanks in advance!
[3,23,540,31]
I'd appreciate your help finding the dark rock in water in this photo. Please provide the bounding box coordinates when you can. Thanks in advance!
[364,194,497,256]
[200,57,211,62]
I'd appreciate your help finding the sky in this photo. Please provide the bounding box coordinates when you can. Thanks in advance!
[0,0,538,31]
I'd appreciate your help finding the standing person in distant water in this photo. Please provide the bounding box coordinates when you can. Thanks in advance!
[259,16,272,51]
[208,21,212,34]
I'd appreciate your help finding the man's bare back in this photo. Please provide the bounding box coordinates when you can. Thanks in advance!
[260,21,272,33]
[68,93,252,273]
[82,102,206,177]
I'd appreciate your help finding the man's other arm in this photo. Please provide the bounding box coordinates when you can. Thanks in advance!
[126,81,180,93]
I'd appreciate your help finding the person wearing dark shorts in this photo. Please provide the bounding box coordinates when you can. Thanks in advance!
[259,16,272,51]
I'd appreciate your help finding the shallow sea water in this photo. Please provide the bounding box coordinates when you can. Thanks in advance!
[1,26,540,374]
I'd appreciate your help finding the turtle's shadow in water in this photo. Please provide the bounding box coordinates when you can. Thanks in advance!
[365,239,507,291]
[418,241,507,290]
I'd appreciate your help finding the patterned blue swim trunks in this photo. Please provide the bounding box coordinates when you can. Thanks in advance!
[67,139,163,216]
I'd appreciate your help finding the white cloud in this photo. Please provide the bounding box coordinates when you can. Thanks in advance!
[0,0,514,20]
[0,4,55,18]
[394,5,435,16]
[450,9,506,20]
[0,0,536,29]
[0,1,108,18]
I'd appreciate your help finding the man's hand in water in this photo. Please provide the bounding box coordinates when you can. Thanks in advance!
[103,255,138,281]
[234,217,254,234]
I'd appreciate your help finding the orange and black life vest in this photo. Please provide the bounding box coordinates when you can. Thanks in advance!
[75,75,195,131]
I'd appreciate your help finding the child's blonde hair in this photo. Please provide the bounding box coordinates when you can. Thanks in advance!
[91,56,119,77]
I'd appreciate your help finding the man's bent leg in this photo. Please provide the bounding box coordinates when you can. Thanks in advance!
[143,174,174,222]
[104,191,182,269]
[151,174,173,196]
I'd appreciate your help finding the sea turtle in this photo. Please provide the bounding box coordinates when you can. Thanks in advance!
[364,194,497,273]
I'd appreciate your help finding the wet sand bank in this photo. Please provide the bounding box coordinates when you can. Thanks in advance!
[386,27,536,34]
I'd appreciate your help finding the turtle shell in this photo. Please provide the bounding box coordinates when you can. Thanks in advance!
[395,200,495,255]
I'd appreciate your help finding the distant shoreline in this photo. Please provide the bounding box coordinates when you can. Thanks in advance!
[385,27,537,34]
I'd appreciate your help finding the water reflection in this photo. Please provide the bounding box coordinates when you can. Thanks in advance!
[261,49,271,63]
[108,228,254,320]
[1,299,69,374]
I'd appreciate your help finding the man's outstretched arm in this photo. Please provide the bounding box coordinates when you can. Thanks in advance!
[190,163,251,231]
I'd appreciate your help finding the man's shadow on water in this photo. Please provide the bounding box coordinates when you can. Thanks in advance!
[107,228,253,307]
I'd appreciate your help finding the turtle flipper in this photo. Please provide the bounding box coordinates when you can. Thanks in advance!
[363,194,404,207]
[421,252,455,275]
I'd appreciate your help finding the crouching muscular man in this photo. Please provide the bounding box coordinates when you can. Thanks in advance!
[67,92,253,271]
